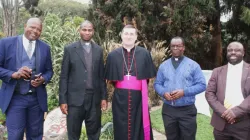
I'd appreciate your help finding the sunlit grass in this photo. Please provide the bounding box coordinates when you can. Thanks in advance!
[150,108,214,140]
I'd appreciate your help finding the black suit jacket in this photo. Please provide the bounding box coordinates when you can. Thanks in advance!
[59,41,106,106]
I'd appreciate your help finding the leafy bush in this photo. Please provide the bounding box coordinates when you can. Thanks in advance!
[0,109,5,125]
[41,13,82,111]
[0,81,5,126]
[147,41,170,106]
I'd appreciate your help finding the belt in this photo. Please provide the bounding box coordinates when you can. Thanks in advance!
[85,89,94,94]
[14,91,37,96]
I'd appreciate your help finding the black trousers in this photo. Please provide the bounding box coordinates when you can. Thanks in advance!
[162,104,197,140]
[67,93,101,140]
[213,118,250,140]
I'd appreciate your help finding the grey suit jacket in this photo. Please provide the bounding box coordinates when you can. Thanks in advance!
[59,40,107,106]
[205,61,250,131]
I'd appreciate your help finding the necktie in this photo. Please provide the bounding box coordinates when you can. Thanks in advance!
[27,41,33,59]
[224,99,232,109]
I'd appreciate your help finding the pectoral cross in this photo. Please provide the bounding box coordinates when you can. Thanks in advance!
[126,72,131,80]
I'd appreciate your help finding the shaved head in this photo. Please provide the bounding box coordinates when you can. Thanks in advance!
[227,41,244,65]
[80,20,93,29]
[227,42,244,49]
[78,20,94,41]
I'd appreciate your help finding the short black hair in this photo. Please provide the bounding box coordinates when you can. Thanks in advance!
[170,36,185,46]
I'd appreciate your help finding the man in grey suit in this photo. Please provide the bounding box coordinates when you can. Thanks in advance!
[206,42,250,140]
[59,20,107,140]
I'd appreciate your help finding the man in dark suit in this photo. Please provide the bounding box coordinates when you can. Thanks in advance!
[206,42,250,140]
[0,17,53,140]
[59,20,107,140]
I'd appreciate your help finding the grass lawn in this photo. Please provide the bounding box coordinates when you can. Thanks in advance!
[150,108,214,140]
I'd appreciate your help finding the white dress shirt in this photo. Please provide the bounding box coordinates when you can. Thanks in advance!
[23,35,36,59]
[224,61,244,108]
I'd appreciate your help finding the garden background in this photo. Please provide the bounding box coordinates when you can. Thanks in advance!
[0,0,250,139]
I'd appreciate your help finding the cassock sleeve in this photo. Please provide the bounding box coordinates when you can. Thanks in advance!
[104,50,123,81]
[136,48,157,80]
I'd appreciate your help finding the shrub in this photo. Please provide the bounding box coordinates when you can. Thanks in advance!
[41,13,82,111]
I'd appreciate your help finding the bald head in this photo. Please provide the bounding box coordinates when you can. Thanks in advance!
[24,17,42,41]
[227,41,244,65]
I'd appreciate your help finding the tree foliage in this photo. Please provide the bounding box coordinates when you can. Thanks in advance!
[240,6,250,25]
[89,0,216,69]
[218,0,250,63]
[38,0,89,24]
[0,0,41,36]
[41,13,82,111]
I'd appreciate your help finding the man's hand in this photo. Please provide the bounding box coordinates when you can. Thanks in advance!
[12,66,32,79]
[31,75,45,87]
[221,109,236,124]
[101,100,108,111]
[171,89,184,100]
[163,92,173,101]
[18,66,32,79]
[11,72,21,79]
[60,104,68,115]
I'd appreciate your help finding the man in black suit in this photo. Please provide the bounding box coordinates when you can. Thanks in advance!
[59,20,107,140]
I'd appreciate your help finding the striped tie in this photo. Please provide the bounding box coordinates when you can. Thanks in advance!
[27,41,33,59]
[224,99,232,109]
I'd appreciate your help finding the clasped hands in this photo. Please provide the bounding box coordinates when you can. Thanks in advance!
[221,109,236,124]
[11,66,44,87]
[163,89,184,101]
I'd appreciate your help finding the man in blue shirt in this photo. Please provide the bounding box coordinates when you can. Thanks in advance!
[154,36,206,140]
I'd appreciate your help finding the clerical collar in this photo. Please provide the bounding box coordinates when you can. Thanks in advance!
[171,56,184,61]
[80,40,91,46]
[122,46,135,52]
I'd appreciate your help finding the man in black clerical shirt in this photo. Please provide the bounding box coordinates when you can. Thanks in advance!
[59,20,107,140]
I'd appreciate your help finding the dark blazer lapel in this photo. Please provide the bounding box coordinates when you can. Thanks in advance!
[91,42,98,71]
[16,35,23,70]
[221,65,228,101]
[241,62,249,98]
[35,40,41,74]
[74,41,86,69]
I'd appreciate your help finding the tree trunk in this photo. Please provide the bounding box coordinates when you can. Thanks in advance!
[1,0,19,36]
[210,0,222,68]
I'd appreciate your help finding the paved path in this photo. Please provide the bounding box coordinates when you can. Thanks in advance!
[153,129,166,140]
[151,102,166,140]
